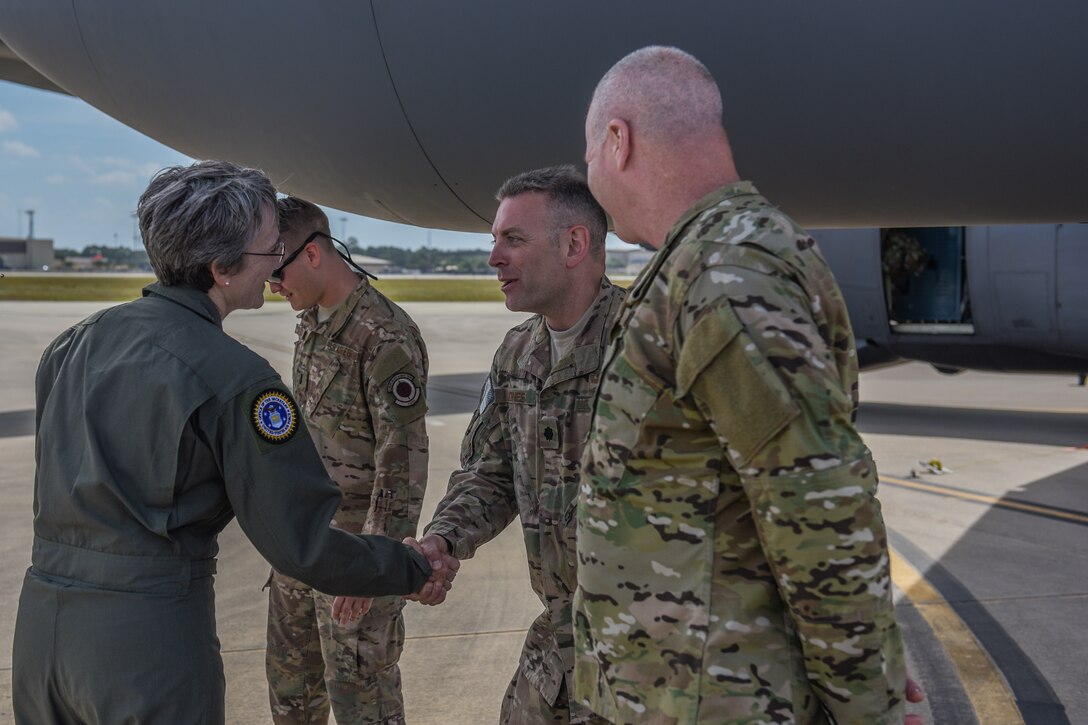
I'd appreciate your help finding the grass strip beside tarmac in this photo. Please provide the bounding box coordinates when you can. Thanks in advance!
[0,275,514,303]
[0,275,634,303]
[0,275,154,302]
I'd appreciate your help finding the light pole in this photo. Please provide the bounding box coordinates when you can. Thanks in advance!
[131,213,139,250]
[339,217,347,240]
[25,209,34,239]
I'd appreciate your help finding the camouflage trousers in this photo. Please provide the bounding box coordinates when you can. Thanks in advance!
[500,668,610,725]
[266,570,406,725]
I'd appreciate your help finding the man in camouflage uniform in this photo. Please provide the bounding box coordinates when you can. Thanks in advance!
[417,166,623,724]
[266,197,429,724]
[575,47,907,723]
[881,229,929,318]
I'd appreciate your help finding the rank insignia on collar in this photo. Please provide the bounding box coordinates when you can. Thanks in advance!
[252,389,298,443]
[389,372,421,407]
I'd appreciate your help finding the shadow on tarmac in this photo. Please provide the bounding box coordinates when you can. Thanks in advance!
[8,390,1088,443]
[0,373,491,440]
[892,461,1088,723]
[425,372,488,416]
[0,409,32,439]
[857,403,1088,448]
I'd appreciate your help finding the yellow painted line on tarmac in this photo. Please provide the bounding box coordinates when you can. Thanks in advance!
[882,475,1088,525]
[890,550,1025,725]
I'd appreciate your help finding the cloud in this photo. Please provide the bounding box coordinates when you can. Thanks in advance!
[65,154,162,185]
[4,140,39,157]
[64,154,96,175]
[45,174,67,184]
[0,109,16,133]
[93,170,139,185]
[92,164,160,185]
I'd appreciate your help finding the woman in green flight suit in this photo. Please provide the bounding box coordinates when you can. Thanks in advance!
[12,161,443,724]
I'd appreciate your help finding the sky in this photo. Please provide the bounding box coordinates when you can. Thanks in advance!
[0,80,495,251]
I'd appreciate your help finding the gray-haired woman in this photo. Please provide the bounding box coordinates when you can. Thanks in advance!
[11,160,449,724]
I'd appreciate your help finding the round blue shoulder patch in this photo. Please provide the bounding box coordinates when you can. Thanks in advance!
[252,389,298,443]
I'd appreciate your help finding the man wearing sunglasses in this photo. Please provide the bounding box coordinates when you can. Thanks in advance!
[266,197,429,725]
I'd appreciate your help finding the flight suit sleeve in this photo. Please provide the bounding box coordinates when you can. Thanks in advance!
[424,372,519,561]
[676,264,906,724]
[362,336,429,542]
[206,379,431,597]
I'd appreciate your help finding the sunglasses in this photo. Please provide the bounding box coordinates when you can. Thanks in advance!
[269,231,378,283]
[242,238,285,261]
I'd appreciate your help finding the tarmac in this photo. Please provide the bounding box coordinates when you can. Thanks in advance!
[1,299,1086,724]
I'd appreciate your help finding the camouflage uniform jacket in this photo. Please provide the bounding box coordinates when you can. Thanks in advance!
[574,183,906,724]
[293,277,429,542]
[426,278,626,719]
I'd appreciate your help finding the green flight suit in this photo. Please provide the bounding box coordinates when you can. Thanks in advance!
[12,283,430,725]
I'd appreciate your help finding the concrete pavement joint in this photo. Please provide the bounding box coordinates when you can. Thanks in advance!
[404,628,527,642]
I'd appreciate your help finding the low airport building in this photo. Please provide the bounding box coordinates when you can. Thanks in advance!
[0,236,54,270]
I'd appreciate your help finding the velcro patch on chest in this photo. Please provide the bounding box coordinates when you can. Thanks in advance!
[388,372,421,407]
[252,389,299,443]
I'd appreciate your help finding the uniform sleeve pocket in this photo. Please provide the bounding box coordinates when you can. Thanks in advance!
[676,306,742,397]
[680,307,799,467]
[460,405,500,465]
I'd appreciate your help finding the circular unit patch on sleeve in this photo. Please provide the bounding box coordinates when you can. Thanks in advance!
[252,389,298,443]
[388,372,421,407]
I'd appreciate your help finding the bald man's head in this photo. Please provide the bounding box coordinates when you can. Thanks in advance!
[584,46,739,248]
[587,46,724,147]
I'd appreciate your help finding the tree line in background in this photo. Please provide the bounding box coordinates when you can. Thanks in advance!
[51,243,495,274]
[348,243,492,274]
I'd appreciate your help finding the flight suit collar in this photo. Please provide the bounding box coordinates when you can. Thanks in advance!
[520,277,620,389]
[297,275,369,339]
[142,282,223,329]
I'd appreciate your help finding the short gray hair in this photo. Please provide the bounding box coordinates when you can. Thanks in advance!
[138,160,277,290]
[496,165,608,257]
[588,46,722,146]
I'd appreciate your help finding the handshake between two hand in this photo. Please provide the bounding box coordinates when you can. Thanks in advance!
[403,534,460,606]
[331,533,461,626]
